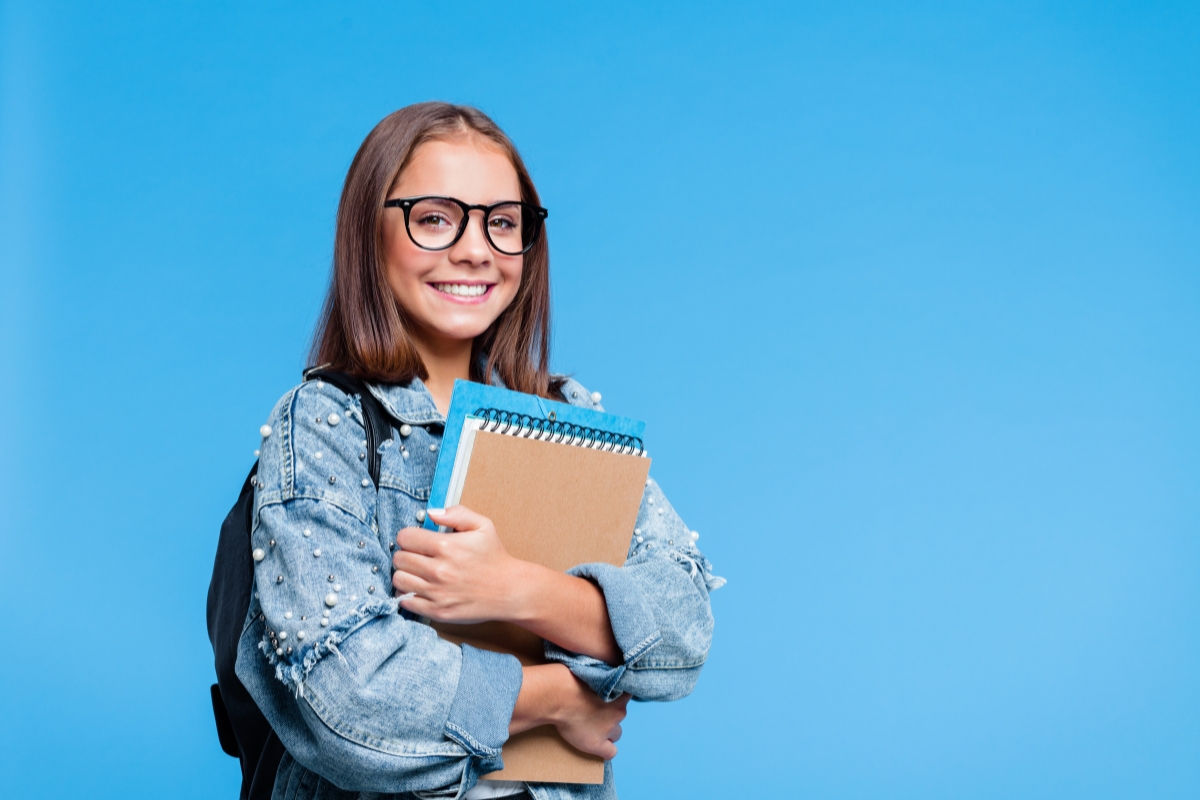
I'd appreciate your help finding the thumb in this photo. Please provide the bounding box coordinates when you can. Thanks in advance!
[427,504,490,533]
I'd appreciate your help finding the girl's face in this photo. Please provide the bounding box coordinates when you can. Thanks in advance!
[382,137,525,352]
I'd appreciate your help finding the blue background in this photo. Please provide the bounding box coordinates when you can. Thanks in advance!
[2,1,1197,797]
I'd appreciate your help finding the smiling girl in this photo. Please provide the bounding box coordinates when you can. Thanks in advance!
[236,102,722,800]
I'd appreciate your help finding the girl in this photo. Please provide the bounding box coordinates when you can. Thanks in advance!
[240,102,722,800]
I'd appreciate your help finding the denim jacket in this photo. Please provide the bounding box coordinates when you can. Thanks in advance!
[236,375,724,800]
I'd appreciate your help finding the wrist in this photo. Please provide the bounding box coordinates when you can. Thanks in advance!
[503,559,556,625]
[511,663,575,734]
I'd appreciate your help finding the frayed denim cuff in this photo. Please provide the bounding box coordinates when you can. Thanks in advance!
[444,644,522,766]
[544,562,662,701]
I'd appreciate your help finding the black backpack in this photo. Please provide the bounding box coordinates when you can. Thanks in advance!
[206,368,402,800]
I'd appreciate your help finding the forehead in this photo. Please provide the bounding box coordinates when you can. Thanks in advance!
[392,137,521,203]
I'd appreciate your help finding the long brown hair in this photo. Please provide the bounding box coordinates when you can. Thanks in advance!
[309,102,563,399]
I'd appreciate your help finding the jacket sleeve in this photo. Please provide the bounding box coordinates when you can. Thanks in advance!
[544,380,724,702]
[235,382,522,794]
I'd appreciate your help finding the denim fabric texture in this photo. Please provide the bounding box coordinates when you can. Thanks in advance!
[235,376,723,800]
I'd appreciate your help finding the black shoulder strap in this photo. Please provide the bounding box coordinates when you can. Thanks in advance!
[303,367,397,487]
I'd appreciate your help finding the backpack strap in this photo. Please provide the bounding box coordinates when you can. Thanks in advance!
[302,366,397,487]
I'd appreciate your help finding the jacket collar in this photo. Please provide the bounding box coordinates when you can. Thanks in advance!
[367,378,446,426]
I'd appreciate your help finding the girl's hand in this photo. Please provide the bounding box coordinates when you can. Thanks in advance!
[511,664,629,760]
[391,506,523,622]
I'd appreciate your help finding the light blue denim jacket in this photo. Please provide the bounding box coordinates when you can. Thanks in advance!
[236,375,724,800]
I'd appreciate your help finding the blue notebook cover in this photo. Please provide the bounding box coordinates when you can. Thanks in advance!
[424,380,647,530]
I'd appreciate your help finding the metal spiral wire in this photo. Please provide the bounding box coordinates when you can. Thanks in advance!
[473,407,645,456]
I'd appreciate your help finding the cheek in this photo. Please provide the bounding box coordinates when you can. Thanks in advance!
[383,240,436,303]
[498,256,524,296]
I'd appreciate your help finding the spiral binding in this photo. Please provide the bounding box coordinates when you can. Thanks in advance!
[473,407,645,456]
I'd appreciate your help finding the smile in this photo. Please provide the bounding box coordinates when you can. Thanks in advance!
[430,282,493,299]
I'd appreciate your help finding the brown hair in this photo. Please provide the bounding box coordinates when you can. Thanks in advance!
[309,102,563,399]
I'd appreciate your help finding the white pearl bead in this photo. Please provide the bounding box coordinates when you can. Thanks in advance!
[297,631,306,640]
[333,584,342,592]
[691,531,699,540]
[260,424,272,438]
[253,449,260,457]
[402,450,409,459]
[278,631,287,640]
[415,509,426,523]
[315,452,323,460]
[647,497,655,505]
[636,536,644,543]
[400,424,412,437]
[324,593,338,607]
[252,548,265,562]
[303,528,311,537]
[361,478,370,487]
[284,611,293,619]
[276,647,284,656]
[591,391,602,404]
[328,413,341,426]
[429,444,438,452]
[313,549,322,557]
[320,619,329,627]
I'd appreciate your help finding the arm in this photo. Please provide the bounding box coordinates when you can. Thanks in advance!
[392,480,723,704]
[240,383,522,794]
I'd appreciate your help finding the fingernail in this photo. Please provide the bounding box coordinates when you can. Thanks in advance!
[426,508,445,516]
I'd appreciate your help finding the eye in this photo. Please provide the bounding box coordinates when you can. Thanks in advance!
[416,212,453,229]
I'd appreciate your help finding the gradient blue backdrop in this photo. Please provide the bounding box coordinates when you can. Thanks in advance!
[2,2,1197,798]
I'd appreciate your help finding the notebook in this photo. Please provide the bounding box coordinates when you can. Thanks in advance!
[423,380,651,784]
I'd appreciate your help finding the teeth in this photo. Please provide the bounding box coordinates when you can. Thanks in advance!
[434,283,488,297]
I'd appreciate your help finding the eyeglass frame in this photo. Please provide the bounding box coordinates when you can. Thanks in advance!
[383,195,549,256]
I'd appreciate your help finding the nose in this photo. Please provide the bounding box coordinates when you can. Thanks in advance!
[448,210,492,266]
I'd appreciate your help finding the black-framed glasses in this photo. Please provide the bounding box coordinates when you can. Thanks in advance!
[383,196,548,256]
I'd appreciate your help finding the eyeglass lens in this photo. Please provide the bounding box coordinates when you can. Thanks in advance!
[407,198,533,255]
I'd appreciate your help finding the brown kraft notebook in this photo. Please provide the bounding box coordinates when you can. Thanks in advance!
[430,429,651,784]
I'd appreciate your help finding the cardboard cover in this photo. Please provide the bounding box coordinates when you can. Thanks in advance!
[431,430,651,784]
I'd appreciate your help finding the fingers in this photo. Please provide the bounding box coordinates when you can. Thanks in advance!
[391,567,432,597]
[395,526,444,557]
[427,505,490,533]
[392,550,439,581]
[398,594,434,616]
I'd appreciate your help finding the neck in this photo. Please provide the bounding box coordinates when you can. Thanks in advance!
[412,334,473,416]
